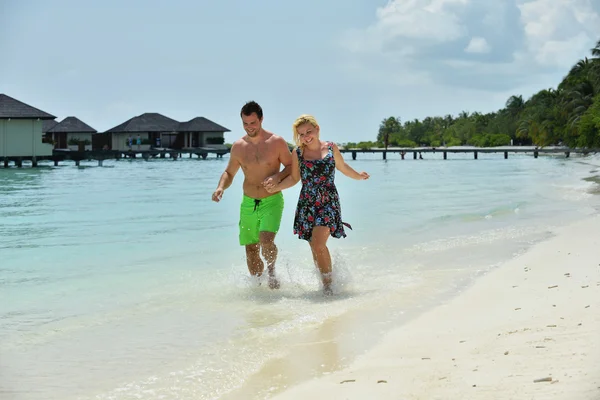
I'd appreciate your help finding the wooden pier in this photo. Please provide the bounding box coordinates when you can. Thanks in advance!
[341,147,600,160]
[1,147,229,168]
[3,146,599,168]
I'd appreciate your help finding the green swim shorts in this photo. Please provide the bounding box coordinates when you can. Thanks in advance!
[239,192,284,246]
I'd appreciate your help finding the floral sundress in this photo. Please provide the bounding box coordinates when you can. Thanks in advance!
[293,142,351,241]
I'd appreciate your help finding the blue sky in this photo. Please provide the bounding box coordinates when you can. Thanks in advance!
[1,0,599,144]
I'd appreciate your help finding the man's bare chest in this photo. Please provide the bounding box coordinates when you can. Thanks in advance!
[240,143,278,167]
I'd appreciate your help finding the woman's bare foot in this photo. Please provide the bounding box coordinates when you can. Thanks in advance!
[321,272,333,296]
[268,275,280,289]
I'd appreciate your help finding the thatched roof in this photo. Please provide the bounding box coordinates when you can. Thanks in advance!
[104,113,179,133]
[42,120,59,133]
[48,116,97,133]
[178,117,230,132]
[0,94,56,120]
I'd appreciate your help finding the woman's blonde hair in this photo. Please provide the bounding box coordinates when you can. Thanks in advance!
[292,114,319,149]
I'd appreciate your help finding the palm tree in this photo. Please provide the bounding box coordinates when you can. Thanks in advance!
[588,48,600,94]
[517,116,533,137]
[565,80,595,128]
[569,57,591,76]
[565,55,600,95]
[505,95,525,116]
[591,39,600,58]
[443,114,454,128]
[378,117,401,150]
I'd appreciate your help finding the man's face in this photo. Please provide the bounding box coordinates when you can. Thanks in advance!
[241,113,262,137]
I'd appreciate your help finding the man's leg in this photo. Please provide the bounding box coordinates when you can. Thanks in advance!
[239,196,262,278]
[257,193,284,289]
[245,244,264,277]
[259,231,280,289]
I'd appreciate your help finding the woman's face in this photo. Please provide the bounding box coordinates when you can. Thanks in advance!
[296,123,319,146]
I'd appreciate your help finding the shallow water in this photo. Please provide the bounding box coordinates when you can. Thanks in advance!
[1,152,599,399]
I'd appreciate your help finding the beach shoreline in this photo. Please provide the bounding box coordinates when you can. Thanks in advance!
[3,155,599,400]
[267,214,600,399]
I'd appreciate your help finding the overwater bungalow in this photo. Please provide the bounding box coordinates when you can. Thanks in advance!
[101,112,230,151]
[42,119,58,134]
[0,94,55,158]
[177,117,230,148]
[46,116,97,150]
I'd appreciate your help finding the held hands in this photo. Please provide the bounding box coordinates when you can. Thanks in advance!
[264,183,279,193]
[262,175,278,193]
[212,187,224,202]
[263,180,280,193]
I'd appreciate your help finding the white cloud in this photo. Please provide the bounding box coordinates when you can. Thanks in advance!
[339,0,600,92]
[340,0,470,54]
[374,0,469,42]
[517,0,600,68]
[535,32,593,67]
[464,37,491,53]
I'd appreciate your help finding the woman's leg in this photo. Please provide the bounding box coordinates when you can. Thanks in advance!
[309,226,333,294]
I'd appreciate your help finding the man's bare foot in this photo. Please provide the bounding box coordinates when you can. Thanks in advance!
[323,285,334,296]
[268,275,280,290]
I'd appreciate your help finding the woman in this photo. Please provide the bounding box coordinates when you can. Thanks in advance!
[265,114,369,295]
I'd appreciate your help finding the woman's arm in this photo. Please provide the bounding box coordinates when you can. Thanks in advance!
[269,148,301,191]
[332,143,370,180]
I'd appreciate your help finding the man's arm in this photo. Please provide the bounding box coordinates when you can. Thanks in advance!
[263,137,293,190]
[271,148,300,191]
[212,145,241,202]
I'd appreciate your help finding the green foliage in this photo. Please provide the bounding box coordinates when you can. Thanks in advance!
[206,136,225,145]
[373,38,600,148]
[378,117,401,148]
[468,133,511,147]
[394,139,417,147]
[576,94,600,147]
[488,134,512,147]
[357,141,377,150]
[68,137,91,145]
[346,141,377,150]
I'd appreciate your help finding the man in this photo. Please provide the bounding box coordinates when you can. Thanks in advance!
[212,101,292,288]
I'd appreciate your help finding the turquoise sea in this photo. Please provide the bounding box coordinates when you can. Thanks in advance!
[2,151,599,399]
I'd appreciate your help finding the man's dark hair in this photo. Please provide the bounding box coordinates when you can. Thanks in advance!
[240,101,263,119]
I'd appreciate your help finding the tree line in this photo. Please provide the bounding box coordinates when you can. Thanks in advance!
[346,39,600,150]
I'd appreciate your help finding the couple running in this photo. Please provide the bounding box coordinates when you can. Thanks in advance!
[212,101,369,295]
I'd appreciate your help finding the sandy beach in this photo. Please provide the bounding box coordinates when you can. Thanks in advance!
[271,215,600,400]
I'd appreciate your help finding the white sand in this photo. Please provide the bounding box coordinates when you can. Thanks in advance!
[272,215,600,399]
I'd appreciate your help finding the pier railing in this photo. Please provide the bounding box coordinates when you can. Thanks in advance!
[340,147,600,160]
[2,146,599,168]
[1,148,229,167]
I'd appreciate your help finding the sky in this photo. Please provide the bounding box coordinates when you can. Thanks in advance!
[1,0,600,144]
